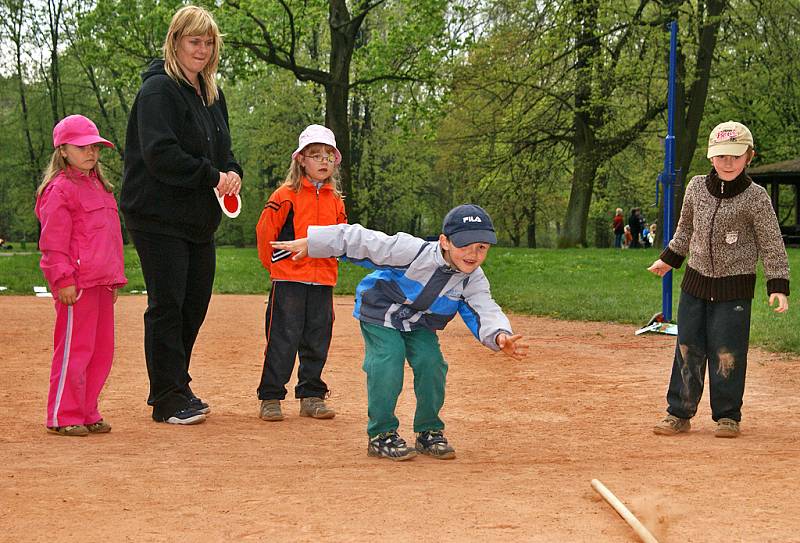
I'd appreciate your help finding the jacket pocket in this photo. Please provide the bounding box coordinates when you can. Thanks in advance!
[80,196,114,231]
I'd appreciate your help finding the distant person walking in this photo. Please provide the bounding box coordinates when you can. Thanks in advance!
[611,208,625,248]
[628,208,643,248]
[647,223,657,247]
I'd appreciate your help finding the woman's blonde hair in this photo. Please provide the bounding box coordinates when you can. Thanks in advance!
[37,147,113,197]
[163,5,222,105]
[282,143,343,198]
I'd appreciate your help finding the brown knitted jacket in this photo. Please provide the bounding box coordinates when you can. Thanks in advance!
[660,170,790,301]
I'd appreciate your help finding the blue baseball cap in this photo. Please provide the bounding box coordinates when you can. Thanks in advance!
[442,204,497,247]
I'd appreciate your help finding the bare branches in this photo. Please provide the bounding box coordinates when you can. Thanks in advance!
[225,0,331,85]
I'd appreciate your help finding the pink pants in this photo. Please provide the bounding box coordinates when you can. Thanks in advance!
[46,285,115,428]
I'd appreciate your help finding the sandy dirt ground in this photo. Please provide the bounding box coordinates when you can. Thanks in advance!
[2,295,800,543]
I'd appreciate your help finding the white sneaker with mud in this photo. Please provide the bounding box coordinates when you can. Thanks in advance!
[299,397,335,419]
[653,415,690,435]
[714,418,740,438]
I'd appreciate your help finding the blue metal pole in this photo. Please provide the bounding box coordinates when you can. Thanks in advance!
[660,21,678,322]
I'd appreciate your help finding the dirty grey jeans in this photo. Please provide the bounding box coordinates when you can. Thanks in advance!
[665,291,752,422]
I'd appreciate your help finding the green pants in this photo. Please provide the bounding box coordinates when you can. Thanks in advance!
[360,322,448,437]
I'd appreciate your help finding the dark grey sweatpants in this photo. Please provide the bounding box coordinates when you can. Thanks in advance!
[665,291,752,422]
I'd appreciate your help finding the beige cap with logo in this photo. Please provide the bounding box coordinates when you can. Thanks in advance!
[707,121,754,158]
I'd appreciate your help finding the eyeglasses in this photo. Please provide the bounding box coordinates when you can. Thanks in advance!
[303,153,336,164]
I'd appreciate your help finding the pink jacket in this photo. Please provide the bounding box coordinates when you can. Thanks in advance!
[35,168,127,292]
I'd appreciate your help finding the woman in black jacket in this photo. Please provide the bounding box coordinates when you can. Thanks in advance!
[121,5,243,425]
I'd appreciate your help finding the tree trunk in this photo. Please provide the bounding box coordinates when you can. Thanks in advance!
[527,195,536,248]
[326,0,359,221]
[561,146,599,247]
[671,0,726,224]
[559,0,598,247]
[6,1,40,193]
[46,0,64,125]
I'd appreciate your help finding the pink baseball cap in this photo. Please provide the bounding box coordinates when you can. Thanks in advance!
[53,115,115,149]
[291,124,341,165]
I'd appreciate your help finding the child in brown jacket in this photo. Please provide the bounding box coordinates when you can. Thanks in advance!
[648,121,789,438]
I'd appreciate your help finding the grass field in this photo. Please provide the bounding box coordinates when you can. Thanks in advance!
[2,245,797,353]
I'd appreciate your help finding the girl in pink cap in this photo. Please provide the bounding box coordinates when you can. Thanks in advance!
[254,124,347,422]
[35,114,127,436]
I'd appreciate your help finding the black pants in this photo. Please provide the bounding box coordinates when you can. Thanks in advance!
[257,281,333,400]
[129,229,215,419]
[665,291,752,422]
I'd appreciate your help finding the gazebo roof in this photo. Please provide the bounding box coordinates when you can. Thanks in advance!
[749,158,800,178]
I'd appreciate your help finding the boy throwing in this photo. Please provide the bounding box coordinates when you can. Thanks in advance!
[272,204,527,460]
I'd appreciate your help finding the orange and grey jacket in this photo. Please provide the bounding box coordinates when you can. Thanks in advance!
[256,178,347,286]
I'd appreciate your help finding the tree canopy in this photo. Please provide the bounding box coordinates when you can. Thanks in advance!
[2,0,799,248]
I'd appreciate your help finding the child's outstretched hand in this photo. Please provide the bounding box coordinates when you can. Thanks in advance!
[271,238,309,260]
[769,293,789,313]
[647,259,672,277]
[497,333,528,360]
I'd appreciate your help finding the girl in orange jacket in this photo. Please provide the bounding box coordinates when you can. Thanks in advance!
[255,125,347,422]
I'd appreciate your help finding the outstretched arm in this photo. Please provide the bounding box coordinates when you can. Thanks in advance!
[496,333,528,360]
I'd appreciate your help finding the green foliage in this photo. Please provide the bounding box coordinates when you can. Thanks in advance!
[3,0,800,252]
[3,245,797,354]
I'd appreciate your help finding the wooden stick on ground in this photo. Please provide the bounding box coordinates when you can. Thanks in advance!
[590,479,659,543]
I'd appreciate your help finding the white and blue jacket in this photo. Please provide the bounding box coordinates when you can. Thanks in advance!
[307,224,513,351]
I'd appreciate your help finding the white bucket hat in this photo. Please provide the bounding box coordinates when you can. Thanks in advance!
[291,124,342,165]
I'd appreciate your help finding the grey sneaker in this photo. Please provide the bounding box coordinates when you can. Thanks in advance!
[299,397,335,419]
[653,415,691,435]
[415,430,456,459]
[715,418,740,438]
[367,431,417,461]
[259,399,284,421]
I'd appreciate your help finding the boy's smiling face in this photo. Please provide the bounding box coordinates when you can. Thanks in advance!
[439,234,490,274]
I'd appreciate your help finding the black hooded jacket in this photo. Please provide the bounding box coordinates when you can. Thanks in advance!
[121,59,243,242]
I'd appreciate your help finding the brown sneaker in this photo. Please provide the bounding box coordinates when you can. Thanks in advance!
[299,397,335,419]
[47,425,89,436]
[714,418,740,438]
[259,400,284,421]
[86,420,112,433]
[653,415,690,435]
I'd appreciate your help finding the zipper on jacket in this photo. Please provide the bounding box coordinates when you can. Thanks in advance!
[315,184,320,283]
[708,193,723,297]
